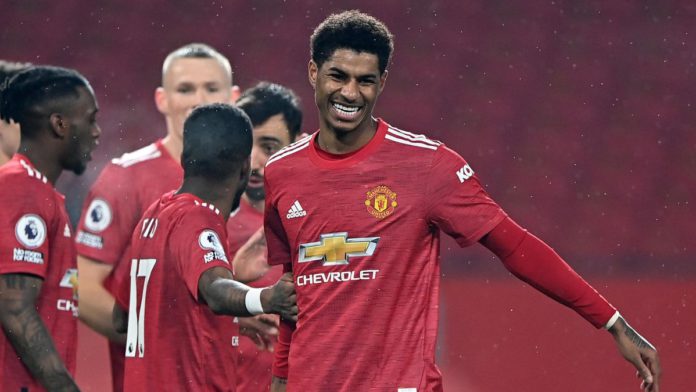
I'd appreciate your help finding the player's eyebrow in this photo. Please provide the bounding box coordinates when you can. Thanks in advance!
[258,136,282,143]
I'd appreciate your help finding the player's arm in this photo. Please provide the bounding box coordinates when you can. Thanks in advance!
[232,227,270,283]
[270,375,288,392]
[269,263,294,391]
[77,255,125,343]
[198,267,297,321]
[0,273,79,391]
[479,216,661,391]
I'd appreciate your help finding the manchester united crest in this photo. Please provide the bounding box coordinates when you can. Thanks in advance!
[364,185,397,219]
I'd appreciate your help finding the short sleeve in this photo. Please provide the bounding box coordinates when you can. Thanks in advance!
[171,213,233,300]
[0,180,52,278]
[425,145,507,247]
[264,177,292,266]
[75,164,140,265]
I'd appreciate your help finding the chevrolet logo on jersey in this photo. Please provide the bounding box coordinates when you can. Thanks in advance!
[299,232,379,266]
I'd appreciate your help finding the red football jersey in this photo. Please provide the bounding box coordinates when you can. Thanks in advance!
[75,140,182,391]
[0,154,78,391]
[76,140,182,265]
[264,120,506,391]
[227,197,282,392]
[113,192,238,391]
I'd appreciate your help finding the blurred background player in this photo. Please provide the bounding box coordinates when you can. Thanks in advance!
[0,65,101,391]
[230,82,303,391]
[111,103,297,391]
[266,10,661,392]
[75,42,240,391]
[0,60,31,165]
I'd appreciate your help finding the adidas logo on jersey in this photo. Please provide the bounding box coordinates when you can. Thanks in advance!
[286,200,307,219]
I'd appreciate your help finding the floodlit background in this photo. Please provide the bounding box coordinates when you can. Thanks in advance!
[3,1,694,390]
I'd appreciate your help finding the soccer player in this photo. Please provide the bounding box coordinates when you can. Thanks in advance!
[0,60,31,165]
[0,65,101,391]
[111,103,297,391]
[265,11,661,392]
[230,82,302,391]
[75,43,241,391]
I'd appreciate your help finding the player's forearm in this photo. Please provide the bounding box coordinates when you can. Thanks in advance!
[200,268,297,320]
[204,277,256,316]
[78,286,125,343]
[2,309,79,391]
[0,275,79,391]
[481,217,615,328]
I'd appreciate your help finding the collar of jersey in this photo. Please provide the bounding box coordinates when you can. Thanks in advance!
[307,118,388,169]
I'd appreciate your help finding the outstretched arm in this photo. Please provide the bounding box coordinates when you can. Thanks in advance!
[480,216,660,391]
[0,273,79,391]
[198,267,297,321]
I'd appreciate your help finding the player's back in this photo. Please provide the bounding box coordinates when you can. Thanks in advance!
[115,191,237,391]
[0,155,78,391]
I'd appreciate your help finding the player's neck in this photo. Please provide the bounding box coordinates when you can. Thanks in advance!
[242,194,264,213]
[318,117,378,154]
[179,178,235,218]
[16,142,62,185]
[161,134,182,164]
[0,152,10,166]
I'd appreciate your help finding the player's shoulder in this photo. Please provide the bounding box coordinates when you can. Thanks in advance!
[0,158,52,196]
[383,122,444,153]
[266,133,314,168]
[110,142,165,170]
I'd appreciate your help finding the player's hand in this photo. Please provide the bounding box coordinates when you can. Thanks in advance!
[261,272,297,322]
[609,316,661,391]
[238,314,279,351]
[232,227,269,283]
[270,376,288,392]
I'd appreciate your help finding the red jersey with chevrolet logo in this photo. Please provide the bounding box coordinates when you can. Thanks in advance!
[264,119,506,391]
[0,154,78,391]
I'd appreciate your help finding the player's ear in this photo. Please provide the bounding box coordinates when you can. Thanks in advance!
[49,113,68,138]
[154,87,168,115]
[230,85,242,104]
[378,70,388,94]
[240,156,251,182]
[308,60,318,89]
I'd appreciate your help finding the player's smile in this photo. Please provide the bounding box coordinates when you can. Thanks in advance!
[330,101,362,122]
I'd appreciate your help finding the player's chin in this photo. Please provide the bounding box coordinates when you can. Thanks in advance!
[71,162,88,175]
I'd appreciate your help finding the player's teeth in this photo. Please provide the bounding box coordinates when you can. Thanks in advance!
[333,103,359,113]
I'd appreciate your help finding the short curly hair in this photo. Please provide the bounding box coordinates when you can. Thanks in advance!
[311,10,394,74]
[0,65,90,137]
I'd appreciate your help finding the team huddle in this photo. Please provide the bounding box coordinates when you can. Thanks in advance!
[0,11,661,392]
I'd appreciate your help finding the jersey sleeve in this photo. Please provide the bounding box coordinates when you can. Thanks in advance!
[0,178,52,278]
[75,163,140,265]
[171,212,233,301]
[425,145,507,247]
[264,176,292,266]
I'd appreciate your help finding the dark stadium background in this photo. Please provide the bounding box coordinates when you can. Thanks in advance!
[3,1,694,390]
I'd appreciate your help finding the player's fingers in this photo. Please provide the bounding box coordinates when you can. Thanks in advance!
[646,357,661,392]
[634,360,654,387]
[255,333,269,351]
[244,331,263,348]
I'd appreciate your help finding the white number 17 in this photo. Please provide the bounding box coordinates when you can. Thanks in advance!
[125,258,157,358]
